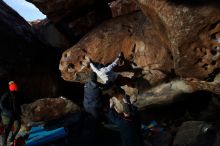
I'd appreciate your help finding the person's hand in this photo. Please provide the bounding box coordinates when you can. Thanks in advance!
[122,98,128,104]
[110,98,115,108]
[118,52,122,58]
[117,52,125,66]
[84,56,90,63]
[123,95,130,104]
[81,56,91,68]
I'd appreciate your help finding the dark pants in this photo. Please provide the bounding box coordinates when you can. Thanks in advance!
[1,115,21,146]
[83,108,102,146]
[84,107,100,120]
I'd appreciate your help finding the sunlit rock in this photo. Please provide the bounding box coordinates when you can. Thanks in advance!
[59,1,220,108]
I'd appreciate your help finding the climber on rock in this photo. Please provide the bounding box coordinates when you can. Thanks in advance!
[107,88,145,146]
[83,72,106,120]
[89,52,123,87]
[0,81,22,146]
[83,72,108,146]
[88,52,136,88]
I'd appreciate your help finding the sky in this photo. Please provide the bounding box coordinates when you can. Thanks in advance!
[3,0,46,21]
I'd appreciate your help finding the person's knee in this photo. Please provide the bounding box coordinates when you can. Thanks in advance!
[14,119,21,127]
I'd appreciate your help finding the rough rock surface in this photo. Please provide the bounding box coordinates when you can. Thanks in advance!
[31,19,69,49]
[59,1,220,108]
[59,11,173,85]
[134,74,220,108]
[60,4,111,44]
[21,97,80,126]
[109,0,140,17]
[28,0,141,45]
[136,0,220,79]
[27,0,108,22]
[27,0,112,44]
[173,121,217,146]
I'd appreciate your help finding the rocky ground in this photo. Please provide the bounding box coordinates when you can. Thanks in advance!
[16,91,220,146]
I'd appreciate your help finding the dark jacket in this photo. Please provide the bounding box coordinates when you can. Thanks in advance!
[0,92,21,118]
[83,81,104,108]
[108,104,144,146]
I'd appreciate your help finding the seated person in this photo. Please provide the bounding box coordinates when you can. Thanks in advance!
[108,92,144,146]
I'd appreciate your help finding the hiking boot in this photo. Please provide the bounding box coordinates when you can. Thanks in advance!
[9,135,15,143]
[7,141,13,146]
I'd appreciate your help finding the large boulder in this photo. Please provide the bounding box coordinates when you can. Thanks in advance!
[27,0,112,44]
[59,11,173,85]
[21,97,80,126]
[59,1,220,108]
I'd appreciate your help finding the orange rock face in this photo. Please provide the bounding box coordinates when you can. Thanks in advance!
[136,0,220,79]
[59,11,173,85]
[60,0,220,85]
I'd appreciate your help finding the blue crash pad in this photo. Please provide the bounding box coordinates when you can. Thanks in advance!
[26,125,67,146]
